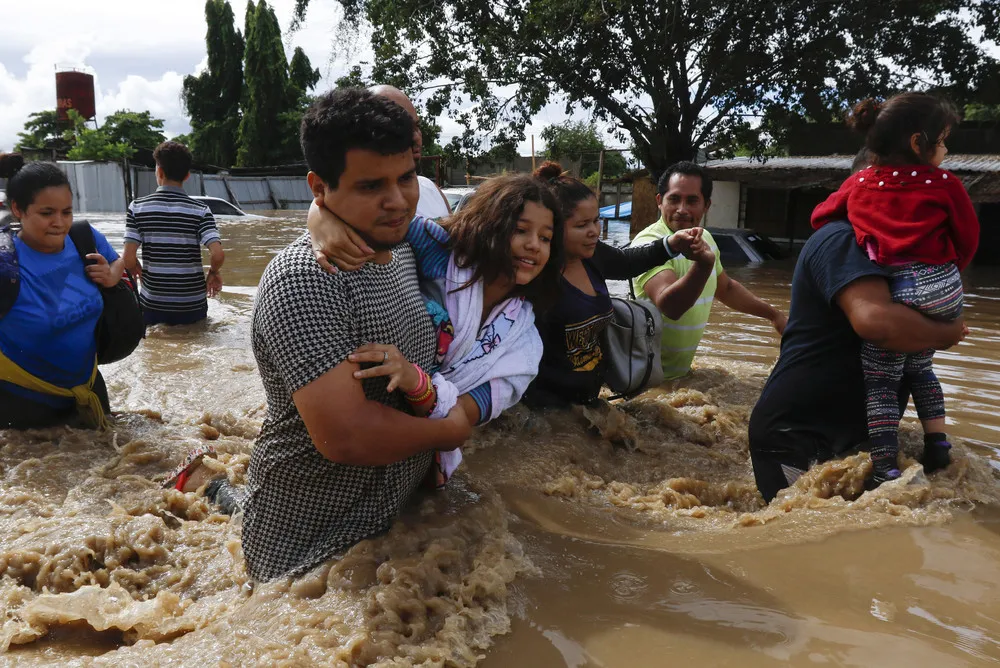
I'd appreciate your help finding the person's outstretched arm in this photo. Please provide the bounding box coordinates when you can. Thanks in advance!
[715,272,787,334]
[641,241,715,320]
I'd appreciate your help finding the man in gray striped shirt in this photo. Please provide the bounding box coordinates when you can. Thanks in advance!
[123,141,225,325]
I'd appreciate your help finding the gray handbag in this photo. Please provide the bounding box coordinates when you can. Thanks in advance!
[602,277,664,398]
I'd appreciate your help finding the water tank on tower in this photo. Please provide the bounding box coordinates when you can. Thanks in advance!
[55,70,96,123]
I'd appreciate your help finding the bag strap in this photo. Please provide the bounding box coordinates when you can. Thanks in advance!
[0,221,19,319]
[68,220,98,265]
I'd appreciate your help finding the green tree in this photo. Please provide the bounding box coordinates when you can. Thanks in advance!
[64,110,134,161]
[295,0,1000,173]
[289,47,321,98]
[964,103,1000,121]
[540,121,627,179]
[102,110,167,150]
[182,0,245,166]
[16,110,66,151]
[16,108,164,159]
[238,0,293,166]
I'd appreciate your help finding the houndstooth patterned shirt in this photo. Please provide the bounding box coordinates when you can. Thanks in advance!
[243,234,436,581]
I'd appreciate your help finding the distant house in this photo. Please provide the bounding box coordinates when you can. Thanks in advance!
[702,122,1000,264]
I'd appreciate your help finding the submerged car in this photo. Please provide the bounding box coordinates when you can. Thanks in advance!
[599,201,783,265]
[704,227,785,265]
[191,196,259,218]
[440,186,476,213]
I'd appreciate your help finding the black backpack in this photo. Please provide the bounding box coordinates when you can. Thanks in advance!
[67,221,146,364]
[0,218,18,317]
[0,220,145,364]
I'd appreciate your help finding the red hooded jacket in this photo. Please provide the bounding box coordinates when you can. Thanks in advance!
[810,165,980,270]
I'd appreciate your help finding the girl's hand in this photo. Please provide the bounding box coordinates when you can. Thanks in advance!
[307,199,374,273]
[85,254,121,288]
[666,227,703,257]
[348,343,423,393]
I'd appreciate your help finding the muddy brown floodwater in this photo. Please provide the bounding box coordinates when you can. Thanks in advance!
[2,214,1000,667]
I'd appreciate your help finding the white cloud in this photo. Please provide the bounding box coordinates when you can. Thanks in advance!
[0,0,585,156]
[98,73,190,140]
[0,0,366,152]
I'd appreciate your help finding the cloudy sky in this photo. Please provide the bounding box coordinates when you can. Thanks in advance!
[0,0,586,155]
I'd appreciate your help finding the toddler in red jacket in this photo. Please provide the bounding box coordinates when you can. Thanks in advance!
[811,92,979,487]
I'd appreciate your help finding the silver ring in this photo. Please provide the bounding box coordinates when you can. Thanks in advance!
[382,351,388,364]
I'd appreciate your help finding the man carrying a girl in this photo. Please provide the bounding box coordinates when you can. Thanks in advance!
[749,92,975,500]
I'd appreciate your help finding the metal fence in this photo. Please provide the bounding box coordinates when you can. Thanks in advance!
[60,161,129,213]
[131,167,313,211]
[46,161,314,213]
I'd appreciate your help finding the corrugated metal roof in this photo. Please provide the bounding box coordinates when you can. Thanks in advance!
[706,154,1000,172]
[703,154,1000,202]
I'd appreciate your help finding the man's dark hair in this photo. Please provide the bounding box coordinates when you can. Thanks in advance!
[153,141,193,182]
[300,88,415,189]
[657,161,713,201]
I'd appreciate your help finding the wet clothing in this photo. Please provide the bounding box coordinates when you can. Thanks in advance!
[404,216,493,422]
[242,234,436,581]
[143,304,208,326]
[748,222,889,502]
[0,231,117,413]
[633,221,723,379]
[526,240,675,407]
[416,176,450,220]
[0,371,110,429]
[864,262,963,471]
[811,166,979,270]
[125,186,221,323]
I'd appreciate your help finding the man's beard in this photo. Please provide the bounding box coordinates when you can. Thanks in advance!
[358,213,415,251]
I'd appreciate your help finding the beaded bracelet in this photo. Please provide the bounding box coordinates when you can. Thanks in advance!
[405,365,433,404]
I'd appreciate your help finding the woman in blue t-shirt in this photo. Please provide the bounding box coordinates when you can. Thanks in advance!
[0,162,124,428]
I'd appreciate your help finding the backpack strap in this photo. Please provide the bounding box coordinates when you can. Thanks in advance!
[0,220,19,318]
[68,220,98,265]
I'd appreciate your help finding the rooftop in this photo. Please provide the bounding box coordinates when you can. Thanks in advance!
[704,155,1000,201]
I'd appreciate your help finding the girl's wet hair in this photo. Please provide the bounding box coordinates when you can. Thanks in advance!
[6,161,71,213]
[848,93,960,166]
[533,160,595,220]
[443,174,565,310]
